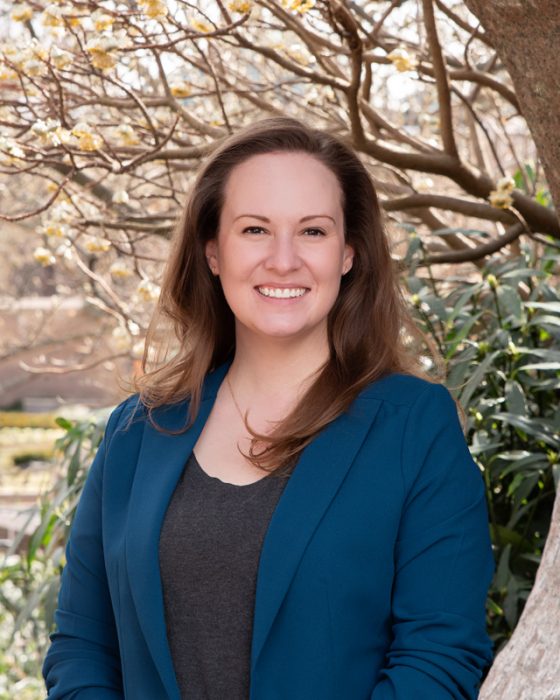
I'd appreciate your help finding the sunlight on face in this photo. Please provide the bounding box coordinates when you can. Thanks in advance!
[205,151,354,350]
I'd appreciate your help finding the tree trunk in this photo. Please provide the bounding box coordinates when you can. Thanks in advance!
[480,488,560,698]
[463,0,560,216]
[461,3,560,695]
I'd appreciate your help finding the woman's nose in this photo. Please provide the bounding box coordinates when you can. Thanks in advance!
[264,233,302,272]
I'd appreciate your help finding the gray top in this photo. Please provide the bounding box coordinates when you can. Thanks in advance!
[159,450,291,700]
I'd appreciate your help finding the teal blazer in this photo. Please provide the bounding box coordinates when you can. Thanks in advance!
[43,357,495,699]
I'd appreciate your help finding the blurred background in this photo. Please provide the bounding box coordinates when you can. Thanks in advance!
[0,0,559,697]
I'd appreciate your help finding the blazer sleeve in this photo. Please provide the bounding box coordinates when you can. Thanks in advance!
[370,382,495,700]
[42,399,130,699]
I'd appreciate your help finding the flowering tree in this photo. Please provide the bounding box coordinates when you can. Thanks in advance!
[1,0,557,367]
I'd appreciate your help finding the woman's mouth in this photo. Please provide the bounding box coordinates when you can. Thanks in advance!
[255,286,310,299]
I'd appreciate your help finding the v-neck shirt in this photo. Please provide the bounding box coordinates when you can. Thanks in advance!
[159,450,291,699]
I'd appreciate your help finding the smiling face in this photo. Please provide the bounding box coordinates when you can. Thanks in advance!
[205,151,354,350]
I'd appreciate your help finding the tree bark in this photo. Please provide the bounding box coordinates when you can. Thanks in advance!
[463,0,560,217]
[461,3,560,696]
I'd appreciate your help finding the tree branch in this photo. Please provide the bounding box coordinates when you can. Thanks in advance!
[421,0,459,158]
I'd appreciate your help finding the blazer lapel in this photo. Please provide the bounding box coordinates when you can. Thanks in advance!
[249,391,382,674]
[125,357,232,699]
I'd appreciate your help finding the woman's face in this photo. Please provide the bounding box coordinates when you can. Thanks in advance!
[205,151,354,348]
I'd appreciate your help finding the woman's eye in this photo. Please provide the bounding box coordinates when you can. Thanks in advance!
[242,226,266,234]
[303,228,325,237]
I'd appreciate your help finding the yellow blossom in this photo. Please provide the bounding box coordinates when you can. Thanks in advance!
[285,43,311,65]
[112,190,129,204]
[496,176,515,193]
[0,137,25,165]
[31,119,60,143]
[90,50,117,71]
[227,0,252,12]
[170,81,192,98]
[112,123,140,146]
[11,4,33,22]
[110,260,133,278]
[31,41,48,61]
[42,6,80,27]
[91,10,115,31]
[24,58,48,77]
[414,177,434,192]
[190,18,212,33]
[283,0,315,13]
[387,47,418,72]
[40,223,67,237]
[489,189,513,209]
[71,123,103,151]
[51,126,73,146]
[34,246,56,266]
[137,279,160,302]
[47,201,75,223]
[138,0,168,19]
[86,36,120,71]
[51,46,73,70]
[54,241,73,259]
[0,66,18,81]
[83,236,111,253]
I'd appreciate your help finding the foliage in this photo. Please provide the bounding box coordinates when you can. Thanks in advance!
[405,234,560,654]
[0,411,110,697]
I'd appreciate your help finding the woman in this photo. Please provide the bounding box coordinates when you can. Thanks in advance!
[43,116,495,699]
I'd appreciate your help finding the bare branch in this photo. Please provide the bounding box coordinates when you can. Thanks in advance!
[421,0,459,158]
[419,221,525,264]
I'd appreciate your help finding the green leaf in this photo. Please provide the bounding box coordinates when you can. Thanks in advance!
[535,188,551,207]
[490,412,559,447]
[525,162,536,184]
[496,285,524,325]
[518,362,560,371]
[513,168,524,190]
[55,416,74,430]
[444,313,482,359]
[523,301,560,313]
[459,350,501,407]
[494,542,512,589]
[528,314,560,328]
[505,380,527,416]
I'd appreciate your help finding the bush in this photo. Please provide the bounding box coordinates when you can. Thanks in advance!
[0,412,110,696]
[405,236,559,653]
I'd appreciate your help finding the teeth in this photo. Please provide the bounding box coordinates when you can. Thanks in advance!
[258,287,308,298]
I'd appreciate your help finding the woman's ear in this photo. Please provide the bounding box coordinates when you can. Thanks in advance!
[205,239,219,275]
[342,244,354,276]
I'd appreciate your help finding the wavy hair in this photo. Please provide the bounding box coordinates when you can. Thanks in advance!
[131,116,446,476]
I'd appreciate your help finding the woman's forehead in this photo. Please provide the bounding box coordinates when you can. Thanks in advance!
[221,154,343,222]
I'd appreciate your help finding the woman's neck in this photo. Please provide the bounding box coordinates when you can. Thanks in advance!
[227,330,330,404]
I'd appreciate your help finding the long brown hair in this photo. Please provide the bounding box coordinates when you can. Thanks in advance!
[132,116,445,475]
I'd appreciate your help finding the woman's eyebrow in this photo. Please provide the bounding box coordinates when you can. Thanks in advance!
[234,214,335,223]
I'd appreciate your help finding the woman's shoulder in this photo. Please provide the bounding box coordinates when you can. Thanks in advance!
[104,393,147,440]
[360,371,453,409]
